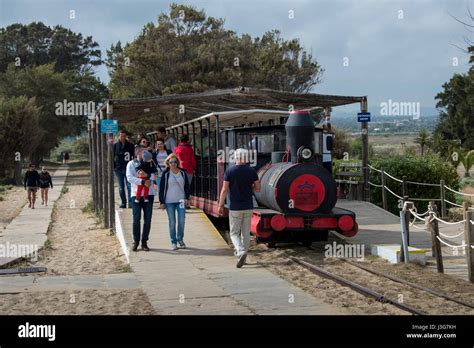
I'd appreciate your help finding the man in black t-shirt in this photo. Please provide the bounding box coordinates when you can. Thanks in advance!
[218,149,260,268]
[114,130,134,208]
[24,163,40,209]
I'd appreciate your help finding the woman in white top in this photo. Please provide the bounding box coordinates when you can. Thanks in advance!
[159,154,190,250]
[153,138,171,193]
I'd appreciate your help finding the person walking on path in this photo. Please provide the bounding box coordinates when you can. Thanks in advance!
[126,146,156,252]
[157,127,177,152]
[39,166,53,206]
[114,130,134,208]
[218,149,260,268]
[152,138,171,195]
[64,152,70,164]
[24,163,40,209]
[174,134,196,207]
[159,154,190,251]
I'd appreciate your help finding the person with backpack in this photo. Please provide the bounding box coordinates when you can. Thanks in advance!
[39,166,53,206]
[159,154,190,250]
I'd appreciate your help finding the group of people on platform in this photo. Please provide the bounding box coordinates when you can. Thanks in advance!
[113,127,196,252]
[113,127,259,268]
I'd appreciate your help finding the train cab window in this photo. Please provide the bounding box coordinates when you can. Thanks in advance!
[249,135,274,153]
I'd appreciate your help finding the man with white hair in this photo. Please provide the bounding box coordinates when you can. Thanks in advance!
[218,148,260,268]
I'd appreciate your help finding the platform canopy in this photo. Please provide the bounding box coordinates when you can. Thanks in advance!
[99,87,366,128]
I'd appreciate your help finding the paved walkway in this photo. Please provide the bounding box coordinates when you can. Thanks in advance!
[0,165,68,267]
[337,200,470,281]
[117,206,343,315]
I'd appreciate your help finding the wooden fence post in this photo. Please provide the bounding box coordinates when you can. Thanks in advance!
[106,102,115,232]
[96,114,103,215]
[428,210,444,273]
[88,122,96,208]
[100,110,109,229]
[381,168,387,211]
[440,179,446,219]
[402,176,407,199]
[464,210,474,283]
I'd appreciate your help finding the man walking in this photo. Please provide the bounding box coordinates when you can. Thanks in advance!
[157,127,177,152]
[126,146,156,252]
[24,163,40,209]
[218,149,260,268]
[114,130,134,208]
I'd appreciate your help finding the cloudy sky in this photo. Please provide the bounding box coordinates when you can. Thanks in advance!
[1,0,472,113]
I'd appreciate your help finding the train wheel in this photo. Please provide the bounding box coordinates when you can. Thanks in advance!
[266,241,276,248]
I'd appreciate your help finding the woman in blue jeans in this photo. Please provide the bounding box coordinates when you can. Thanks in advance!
[159,154,190,250]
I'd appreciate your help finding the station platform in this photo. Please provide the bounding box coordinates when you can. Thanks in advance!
[117,206,343,315]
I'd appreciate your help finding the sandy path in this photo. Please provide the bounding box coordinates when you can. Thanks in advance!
[0,289,155,315]
[1,163,156,314]
[27,167,128,275]
[0,187,26,229]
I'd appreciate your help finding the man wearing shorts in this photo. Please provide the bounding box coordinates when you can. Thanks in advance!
[24,163,40,209]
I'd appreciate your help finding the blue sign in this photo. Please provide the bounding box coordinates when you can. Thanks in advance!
[100,119,118,134]
[357,112,371,122]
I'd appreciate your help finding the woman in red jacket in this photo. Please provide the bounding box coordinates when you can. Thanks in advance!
[173,134,196,208]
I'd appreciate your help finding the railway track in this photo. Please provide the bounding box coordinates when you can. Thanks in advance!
[285,253,474,315]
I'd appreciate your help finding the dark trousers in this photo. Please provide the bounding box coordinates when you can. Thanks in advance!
[132,195,154,243]
[115,169,131,206]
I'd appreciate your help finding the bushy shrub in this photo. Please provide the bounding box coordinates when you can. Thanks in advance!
[72,137,89,155]
[369,154,460,215]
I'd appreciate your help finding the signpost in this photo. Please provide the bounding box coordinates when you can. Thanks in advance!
[100,119,118,134]
[357,112,371,122]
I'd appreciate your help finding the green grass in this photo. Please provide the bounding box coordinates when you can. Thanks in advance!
[61,186,69,194]
[44,239,53,250]
[82,200,94,214]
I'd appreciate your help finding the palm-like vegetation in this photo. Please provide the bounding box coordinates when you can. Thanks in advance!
[458,150,474,177]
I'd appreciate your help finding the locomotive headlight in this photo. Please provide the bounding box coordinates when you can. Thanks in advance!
[298,146,314,161]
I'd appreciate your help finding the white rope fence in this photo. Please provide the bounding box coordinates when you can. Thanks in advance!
[385,186,403,199]
[444,185,474,197]
[436,236,472,249]
[431,215,466,225]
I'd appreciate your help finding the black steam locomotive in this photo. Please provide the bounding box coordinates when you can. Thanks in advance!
[161,108,358,246]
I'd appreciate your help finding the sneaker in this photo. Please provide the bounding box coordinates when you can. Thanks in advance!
[141,242,150,251]
[119,204,126,208]
[144,199,149,203]
[236,253,247,268]
[171,244,178,251]
[134,199,140,203]
[132,242,139,252]
[178,241,186,249]
[41,201,44,205]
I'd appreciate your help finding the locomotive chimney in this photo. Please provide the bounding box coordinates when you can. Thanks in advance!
[285,110,315,163]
